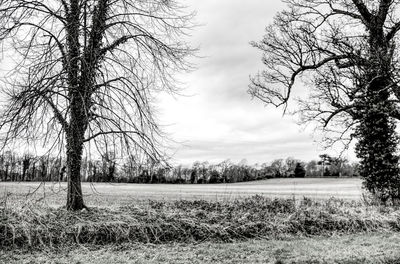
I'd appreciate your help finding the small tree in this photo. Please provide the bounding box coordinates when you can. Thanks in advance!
[305,160,318,177]
[294,163,306,178]
[329,157,347,177]
[318,154,332,177]
[270,159,285,177]
[285,157,299,177]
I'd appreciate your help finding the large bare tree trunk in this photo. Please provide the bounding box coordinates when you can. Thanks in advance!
[66,147,85,210]
[65,72,88,210]
[65,0,85,211]
[66,123,86,210]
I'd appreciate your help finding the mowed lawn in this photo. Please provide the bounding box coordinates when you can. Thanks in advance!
[0,177,363,208]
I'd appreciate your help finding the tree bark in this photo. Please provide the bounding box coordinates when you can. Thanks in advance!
[65,0,86,211]
[355,31,400,203]
[66,128,85,210]
[65,84,88,210]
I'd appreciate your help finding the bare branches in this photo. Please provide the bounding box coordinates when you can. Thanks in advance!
[250,0,400,129]
[386,21,400,41]
[250,0,400,166]
[351,0,372,24]
[0,0,195,163]
[249,7,364,107]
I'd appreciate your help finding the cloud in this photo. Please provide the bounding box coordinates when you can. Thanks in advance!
[157,0,355,165]
[171,133,319,165]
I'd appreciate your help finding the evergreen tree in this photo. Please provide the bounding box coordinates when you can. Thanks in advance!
[294,163,306,178]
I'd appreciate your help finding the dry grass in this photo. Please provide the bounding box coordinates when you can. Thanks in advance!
[2,232,400,263]
[2,195,400,249]
[2,180,399,263]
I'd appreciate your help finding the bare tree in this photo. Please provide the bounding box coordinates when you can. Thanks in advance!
[250,0,400,203]
[0,0,194,210]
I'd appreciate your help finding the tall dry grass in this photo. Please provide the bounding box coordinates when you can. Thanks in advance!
[1,195,400,249]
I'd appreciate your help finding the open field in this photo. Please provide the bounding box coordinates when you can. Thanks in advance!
[0,178,363,208]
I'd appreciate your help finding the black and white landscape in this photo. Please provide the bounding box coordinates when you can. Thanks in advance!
[1,0,400,263]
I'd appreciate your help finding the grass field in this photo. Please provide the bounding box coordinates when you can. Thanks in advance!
[0,178,363,208]
[3,178,400,264]
[3,233,400,264]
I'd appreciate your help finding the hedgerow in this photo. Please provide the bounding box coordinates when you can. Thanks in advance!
[1,195,399,249]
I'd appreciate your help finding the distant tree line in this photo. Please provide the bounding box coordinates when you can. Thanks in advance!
[0,152,359,184]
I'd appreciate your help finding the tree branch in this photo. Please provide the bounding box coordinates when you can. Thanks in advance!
[351,0,372,25]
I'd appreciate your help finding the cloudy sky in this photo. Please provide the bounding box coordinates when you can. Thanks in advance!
[158,0,355,165]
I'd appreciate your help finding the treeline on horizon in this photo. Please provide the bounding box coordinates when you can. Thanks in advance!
[0,151,360,184]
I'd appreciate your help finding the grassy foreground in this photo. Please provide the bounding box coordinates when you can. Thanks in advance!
[2,193,400,263]
[2,233,400,264]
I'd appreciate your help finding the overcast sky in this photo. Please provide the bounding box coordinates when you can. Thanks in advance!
[158,0,355,165]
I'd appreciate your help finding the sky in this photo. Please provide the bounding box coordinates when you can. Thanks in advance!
[158,0,357,166]
[0,0,355,164]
